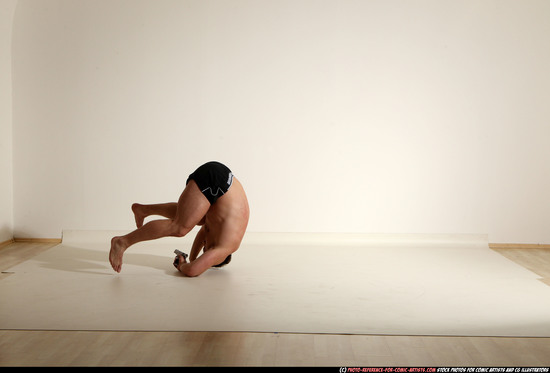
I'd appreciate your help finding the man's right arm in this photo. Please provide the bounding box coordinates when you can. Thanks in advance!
[189,226,205,261]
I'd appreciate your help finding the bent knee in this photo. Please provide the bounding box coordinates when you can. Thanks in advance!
[171,222,193,237]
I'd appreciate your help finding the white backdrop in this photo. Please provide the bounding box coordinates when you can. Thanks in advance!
[10,0,550,243]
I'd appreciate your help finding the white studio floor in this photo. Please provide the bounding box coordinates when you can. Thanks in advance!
[1,231,550,337]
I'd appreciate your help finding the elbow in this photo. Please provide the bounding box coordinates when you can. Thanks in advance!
[181,264,202,278]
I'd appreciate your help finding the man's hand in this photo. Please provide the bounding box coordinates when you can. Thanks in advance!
[174,254,187,270]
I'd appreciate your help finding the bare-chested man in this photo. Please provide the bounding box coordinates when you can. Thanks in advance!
[109,161,249,277]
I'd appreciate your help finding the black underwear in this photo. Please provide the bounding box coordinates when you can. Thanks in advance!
[186,161,234,204]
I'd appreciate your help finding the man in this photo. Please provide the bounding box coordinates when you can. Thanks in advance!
[109,161,250,277]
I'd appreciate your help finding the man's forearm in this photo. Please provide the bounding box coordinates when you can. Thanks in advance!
[177,248,230,277]
[177,262,200,277]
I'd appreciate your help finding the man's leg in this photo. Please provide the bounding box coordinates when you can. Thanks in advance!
[132,203,177,227]
[109,180,210,272]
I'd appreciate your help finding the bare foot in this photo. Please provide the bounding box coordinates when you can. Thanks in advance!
[132,203,145,228]
[109,236,126,273]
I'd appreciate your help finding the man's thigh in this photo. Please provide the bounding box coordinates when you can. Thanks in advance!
[174,180,211,228]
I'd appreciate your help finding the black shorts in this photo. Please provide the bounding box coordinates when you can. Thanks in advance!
[186,161,234,204]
